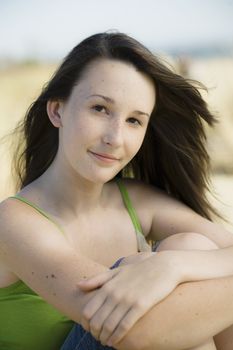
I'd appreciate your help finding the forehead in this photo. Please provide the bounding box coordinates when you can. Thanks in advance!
[72,58,156,111]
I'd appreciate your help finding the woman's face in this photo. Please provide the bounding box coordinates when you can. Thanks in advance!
[54,58,156,184]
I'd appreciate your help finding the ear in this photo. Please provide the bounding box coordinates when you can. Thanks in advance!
[46,100,64,128]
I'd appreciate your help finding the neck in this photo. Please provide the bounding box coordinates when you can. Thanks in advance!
[35,159,108,217]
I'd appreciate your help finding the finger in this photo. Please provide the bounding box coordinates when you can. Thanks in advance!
[80,292,107,332]
[106,304,147,346]
[77,270,117,290]
[99,303,130,346]
[89,297,117,341]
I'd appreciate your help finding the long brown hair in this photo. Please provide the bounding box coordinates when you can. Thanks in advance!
[13,32,218,220]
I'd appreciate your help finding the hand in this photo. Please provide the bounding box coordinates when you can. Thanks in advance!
[77,251,182,347]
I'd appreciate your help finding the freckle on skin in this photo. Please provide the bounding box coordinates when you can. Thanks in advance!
[46,275,48,278]
[51,274,56,278]
[53,293,57,296]
[31,272,34,275]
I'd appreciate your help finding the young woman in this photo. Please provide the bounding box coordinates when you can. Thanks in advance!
[1,32,233,350]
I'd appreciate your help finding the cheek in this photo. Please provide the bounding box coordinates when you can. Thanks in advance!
[66,116,90,141]
[127,131,146,158]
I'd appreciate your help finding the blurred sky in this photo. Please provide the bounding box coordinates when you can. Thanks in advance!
[0,0,233,61]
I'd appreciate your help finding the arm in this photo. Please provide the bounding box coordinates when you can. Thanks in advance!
[2,198,233,350]
[112,181,233,349]
[123,179,233,249]
[0,199,112,324]
[173,244,233,282]
[114,237,233,350]
[81,242,233,349]
[116,275,233,350]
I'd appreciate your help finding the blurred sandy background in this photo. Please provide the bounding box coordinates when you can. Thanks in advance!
[0,57,232,230]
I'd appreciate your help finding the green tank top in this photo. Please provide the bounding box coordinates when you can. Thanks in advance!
[0,180,151,349]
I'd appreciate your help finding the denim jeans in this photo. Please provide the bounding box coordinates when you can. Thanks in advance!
[60,323,116,350]
[60,257,125,350]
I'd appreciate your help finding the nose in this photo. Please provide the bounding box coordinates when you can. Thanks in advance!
[102,119,124,147]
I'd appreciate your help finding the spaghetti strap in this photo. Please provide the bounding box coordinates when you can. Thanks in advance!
[9,195,65,235]
[9,182,151,252]
[116,179,151,252]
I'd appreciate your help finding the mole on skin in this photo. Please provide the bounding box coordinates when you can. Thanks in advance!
[45,274,57,278]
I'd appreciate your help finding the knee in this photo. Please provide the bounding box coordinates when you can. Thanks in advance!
[156,232,218,252]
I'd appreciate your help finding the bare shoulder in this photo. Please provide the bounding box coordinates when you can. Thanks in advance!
[0,196,101,285]
[119,178,233,248]
[0,197,109,323]
[118,177,191,214]
[119,177,168,201]
[0,197,71,272]
[118,178,209,241]
[0,197,67,248]
[116,178,181,239]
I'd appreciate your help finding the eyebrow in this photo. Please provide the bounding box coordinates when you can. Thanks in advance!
[87,94,150,117]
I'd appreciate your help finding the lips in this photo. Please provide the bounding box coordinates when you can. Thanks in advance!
[88,151,119,162]
[93,152,118,160]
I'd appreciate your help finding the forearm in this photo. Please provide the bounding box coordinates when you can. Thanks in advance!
[178,245,233,282]
[116,275,233,350]
[115,245,233,350]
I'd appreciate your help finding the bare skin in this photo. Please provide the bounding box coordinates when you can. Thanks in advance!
[1,58,233,350]
[1,184,233,350]
[147,232,218,350]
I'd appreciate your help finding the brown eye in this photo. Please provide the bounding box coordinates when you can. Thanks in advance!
[127,117,142,126]
[92,105,108,114]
